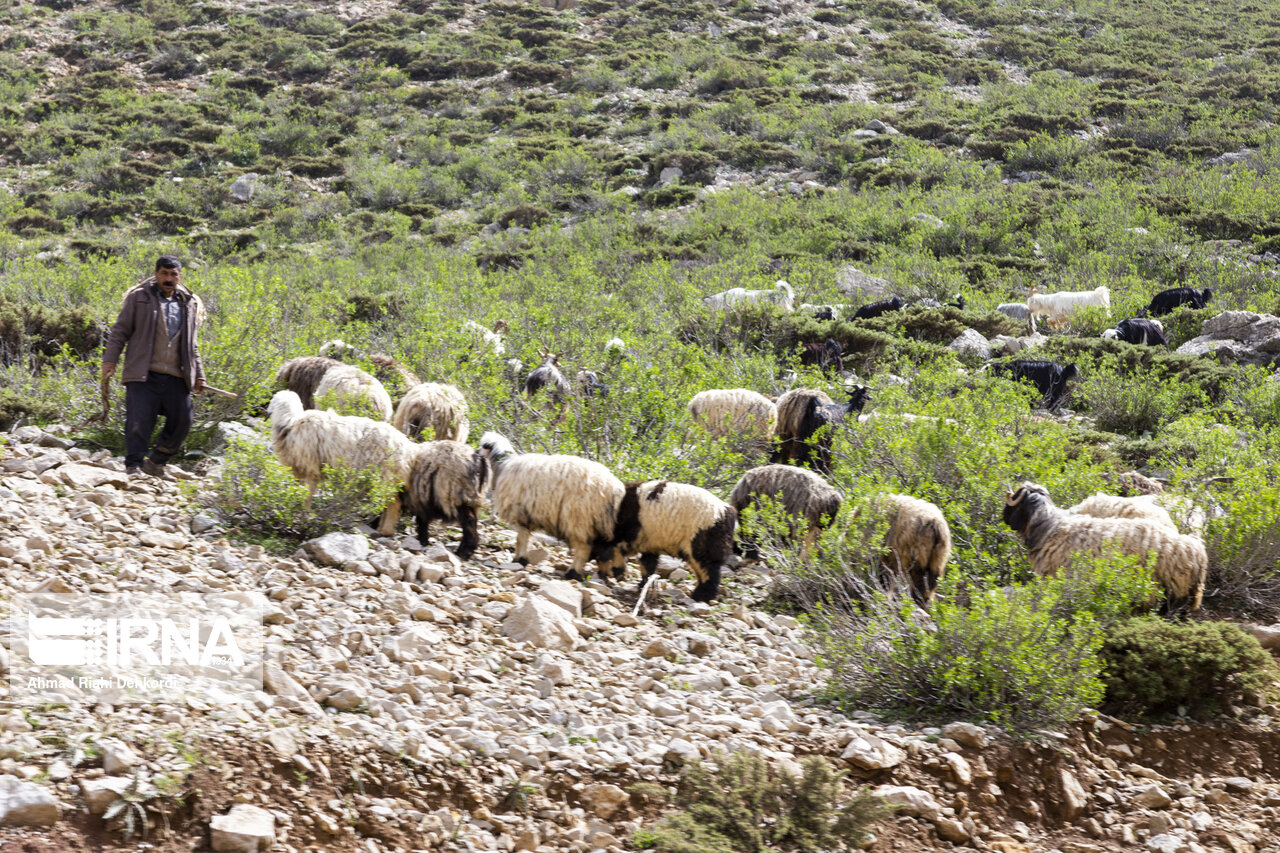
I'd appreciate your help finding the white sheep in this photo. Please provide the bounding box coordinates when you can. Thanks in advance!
[597,480,737,603]
[1026,286,1111,330]
[403,440,490,558]
[314,363,395,421]
[1068,493,1178,532]
[267,390,416,534]
[478,432,625,580]
[703,280,795,312]
[463,320,508,357]
[854,493,952,607]
[687,389,777,446]
[319,339,421,394]
[393,383,470,443]
[1003,482,1207,612]
[730,464,842,557]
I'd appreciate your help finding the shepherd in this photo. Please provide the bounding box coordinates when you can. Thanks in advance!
[100,255,207,479]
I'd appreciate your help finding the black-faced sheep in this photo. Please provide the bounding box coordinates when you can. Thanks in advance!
[275,356,341,410]
[267,390,415,534]
[687,389,778,447]
[598,480,737,603]
[478,432,625,580]
[990,360,1078,411]
[392,383,470,443]
[1102,318,1167,347]
[1003,482,1207,612]
[853,297,906,320]
[855,493,952,608]
[799,338,844,374]
[771,386,871,474]
[314,363,395,421]
[1145,287,1211,317]
[729,464,842,558]
[403,440,490,558]
[703,280,795,312]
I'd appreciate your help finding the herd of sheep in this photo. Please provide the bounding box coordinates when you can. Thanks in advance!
[261,306,1211,613]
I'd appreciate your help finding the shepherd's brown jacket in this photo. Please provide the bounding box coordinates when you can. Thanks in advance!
[103,279,207,390]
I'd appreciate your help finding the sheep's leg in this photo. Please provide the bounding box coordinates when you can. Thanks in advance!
[908,562,938,609]
[514,528,531,565]
[455,506,479,560]
[690,560,721,603]
[564,541,592,582]
[415,508,435,549]
[376,493,402,536]
[816,438,833,476]
[638,553,660,589]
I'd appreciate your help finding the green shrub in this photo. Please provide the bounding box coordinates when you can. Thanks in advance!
[1202,479,1280,620]
[206,437,402,544]
[1075,365,1210,436]
[814,554,1158,728]
[1101,619,1280,720]
[637,751,887,853]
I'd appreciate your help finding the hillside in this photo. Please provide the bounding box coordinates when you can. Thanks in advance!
[3,426,1280,853]
[3,0,1280,850]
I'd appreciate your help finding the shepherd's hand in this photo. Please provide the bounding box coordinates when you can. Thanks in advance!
[100,363,115,383]
[194,378,206,393]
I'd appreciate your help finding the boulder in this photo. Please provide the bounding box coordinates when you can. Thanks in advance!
[1176,311,1280,366]
[538,580,583,617]
[57,463,129,489]
[210,803,276,852]
[941,721,987,749]
[842,730,906,770]
[836,267,893,299]
[303,532,370,566]
[949,329,992,361]
[0,775,61,826]
[503,596,579,651]
[583,783,629,819]
[871,785,940,819]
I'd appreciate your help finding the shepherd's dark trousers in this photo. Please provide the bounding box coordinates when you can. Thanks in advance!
[124,372,193,468]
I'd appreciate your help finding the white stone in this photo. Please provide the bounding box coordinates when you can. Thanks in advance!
[1058,767,1089,819]
[100,740,140,775]
[229,173,260,203]
[303,532,370,566]
[841,729,906,770]
[58,463,129,489]
[583,783,629,819]
[139,528,188,549]
[263,727,301,761]
[1133,785,1173,808]
[80,777,133,816]
[0,774,60,826]
[941,721,987,749]
[871,785,939,819]
[949,329,992,360]
[210,803,276,851]
[503,596,579,651]
[1146,834,1191,853]
[538,580,583,617]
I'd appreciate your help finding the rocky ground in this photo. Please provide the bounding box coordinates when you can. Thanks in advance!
[2,426,1280,853]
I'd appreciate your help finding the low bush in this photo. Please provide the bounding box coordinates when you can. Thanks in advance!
[1100,619,1279,720]
[812,554,1159,728]
[635,751,887,853]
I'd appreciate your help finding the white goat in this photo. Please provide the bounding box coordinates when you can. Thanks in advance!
[703,280,795,312]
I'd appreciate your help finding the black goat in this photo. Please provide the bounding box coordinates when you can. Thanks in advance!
[1145,287,1212,317]
[799,338,844,374]
[991,361,1079,411]
[772,386,870,475]
[524,353,570,400]
[1104,318,1168,347]
[853,297,906,320]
